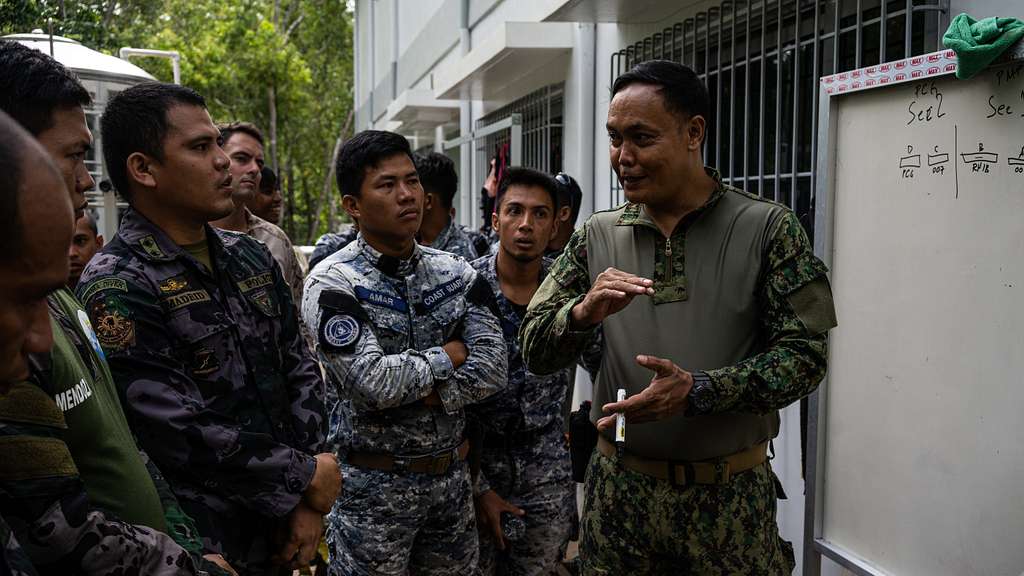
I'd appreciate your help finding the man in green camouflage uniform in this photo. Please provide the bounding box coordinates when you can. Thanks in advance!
[520,60,837,575]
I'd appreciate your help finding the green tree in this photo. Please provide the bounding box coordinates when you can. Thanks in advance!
[1,0,354,245]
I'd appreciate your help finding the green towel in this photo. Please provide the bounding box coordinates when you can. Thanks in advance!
[943,13,1024,79]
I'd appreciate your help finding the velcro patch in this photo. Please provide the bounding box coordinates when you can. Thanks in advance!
[319,313,361,351]
[354,286,408,313]
[164,289,212,311]
[466,274,500,317]
[422,278,465,311]
[237,272,274,293]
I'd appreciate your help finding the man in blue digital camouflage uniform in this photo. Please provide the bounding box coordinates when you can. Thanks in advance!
[77,82,340,575]
[302,130,507,575]
[469,168,601,576]
[414,152,479,261]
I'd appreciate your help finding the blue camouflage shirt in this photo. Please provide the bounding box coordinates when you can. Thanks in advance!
[76,209,326,564]
[427,220,479,261]
[302,235,507,456]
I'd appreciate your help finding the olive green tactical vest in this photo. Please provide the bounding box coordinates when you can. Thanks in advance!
[587,191,784,461]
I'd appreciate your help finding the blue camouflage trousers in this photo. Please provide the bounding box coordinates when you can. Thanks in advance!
[580,450,795,575]
[477,427,576,576]
[326,460,478,576]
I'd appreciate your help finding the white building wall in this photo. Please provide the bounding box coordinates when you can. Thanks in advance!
[350,2,1018,573]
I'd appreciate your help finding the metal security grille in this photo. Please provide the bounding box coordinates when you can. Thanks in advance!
[477,83,564,174]
[609,0,948,232]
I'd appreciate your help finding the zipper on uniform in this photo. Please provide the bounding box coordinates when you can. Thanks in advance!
[664,237,673,281]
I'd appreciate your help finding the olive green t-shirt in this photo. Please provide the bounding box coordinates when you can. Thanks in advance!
[181,238,213,272]
[46,287,167,532]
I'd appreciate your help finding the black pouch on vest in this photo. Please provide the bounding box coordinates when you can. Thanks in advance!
[569,401,598,483]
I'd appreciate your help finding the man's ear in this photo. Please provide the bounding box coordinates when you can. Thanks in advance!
[491,208,499,233]
[423,192,434,212]
[342,195,361,221]
[126,152,157,189]
[686,115,706,151]
[96,235,105,249]
[558,205,571,223]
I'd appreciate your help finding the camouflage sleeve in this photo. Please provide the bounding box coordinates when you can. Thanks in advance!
[0,411,196,576]
[1,510,38,576]
[268,251,326,455]
[698,211,837,415]
[434,267,508,414]
[303,277,452,411]
[520,223,601,375]
[78,275,315,518]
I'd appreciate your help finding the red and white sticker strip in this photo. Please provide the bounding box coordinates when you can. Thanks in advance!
[820,49,958,95]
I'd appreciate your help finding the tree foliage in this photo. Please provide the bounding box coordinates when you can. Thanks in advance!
[1,0,353,244]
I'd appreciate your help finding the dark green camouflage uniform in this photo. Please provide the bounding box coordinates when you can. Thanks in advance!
[520,169,835,574]
[77,208,326,574]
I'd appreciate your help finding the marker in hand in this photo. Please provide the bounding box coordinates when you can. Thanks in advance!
[615,388,626,459]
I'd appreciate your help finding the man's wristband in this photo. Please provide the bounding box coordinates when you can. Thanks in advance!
[686,371,715,416]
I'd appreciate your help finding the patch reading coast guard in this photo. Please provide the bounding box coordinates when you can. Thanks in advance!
[320,313,360,351]
[422,277,465,311]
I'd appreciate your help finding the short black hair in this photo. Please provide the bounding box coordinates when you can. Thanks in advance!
[414,152,458,209]
[0,110,28,260]
[496,167,560,212]
[335,130,413,197]
[80,208,100,237]
[259,166,278,192]
[100,82,207,203]
[0,40,92,136]
[219,121,264,146]
[611,60,709,127]
[554,172,584,225]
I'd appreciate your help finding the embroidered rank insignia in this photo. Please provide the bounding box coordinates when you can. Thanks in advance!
[159,276,188,294]
[320,313,360,351]
[139,235,165,259]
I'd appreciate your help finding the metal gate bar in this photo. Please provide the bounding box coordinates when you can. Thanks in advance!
[608,0,948,237]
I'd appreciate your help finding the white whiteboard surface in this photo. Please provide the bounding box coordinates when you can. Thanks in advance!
[821,60,1024,576]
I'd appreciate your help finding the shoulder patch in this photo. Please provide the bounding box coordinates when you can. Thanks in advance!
[79,277,127,304]
[320,314,360,351]
[88,295,136,352]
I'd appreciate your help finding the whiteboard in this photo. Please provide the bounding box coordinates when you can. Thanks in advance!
[812,54,1024,576]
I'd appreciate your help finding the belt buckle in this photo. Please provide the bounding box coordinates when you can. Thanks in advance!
[716,460,732,484]
[430,451,453,475]
[668,461,696,487]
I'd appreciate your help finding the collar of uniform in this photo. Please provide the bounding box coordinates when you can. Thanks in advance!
[615,167,726,230]
[356,235,421,278]
[118,207,230,269]
[430,219,456,249]
[482,251,554,294]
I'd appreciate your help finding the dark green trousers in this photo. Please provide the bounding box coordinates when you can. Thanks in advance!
[580,450,795,575]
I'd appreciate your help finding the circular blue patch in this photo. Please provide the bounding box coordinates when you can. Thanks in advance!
[323,314,360,348]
